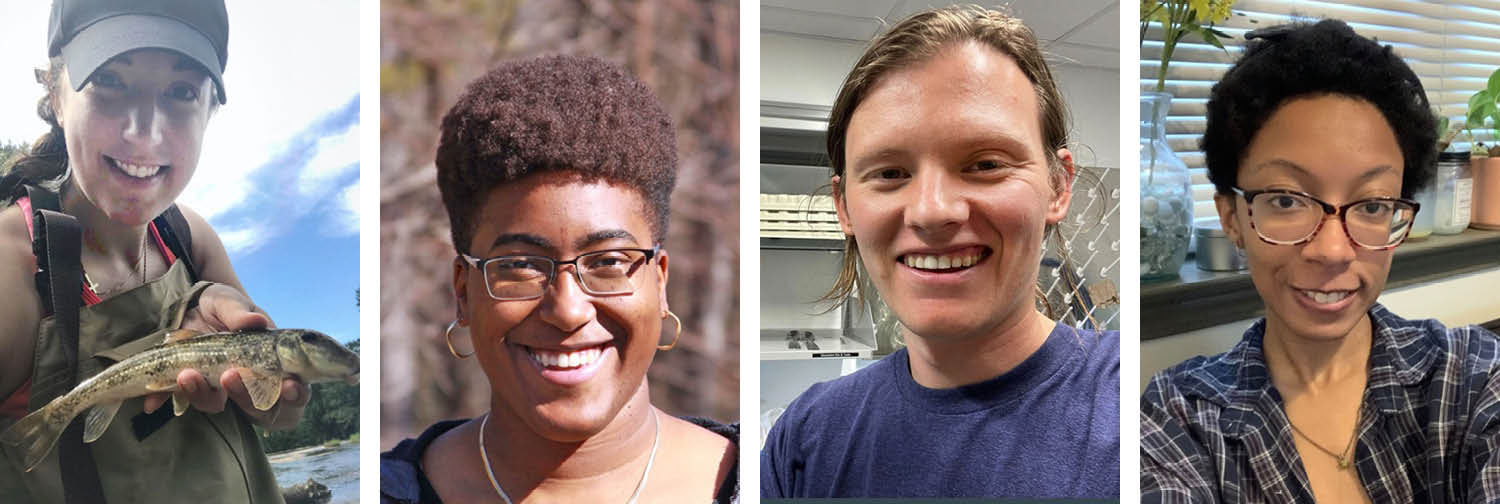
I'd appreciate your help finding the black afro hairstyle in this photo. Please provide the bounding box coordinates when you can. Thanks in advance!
[435,55,678,254]
[1201,19,1437,198]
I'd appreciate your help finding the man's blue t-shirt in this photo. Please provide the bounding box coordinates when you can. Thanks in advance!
[760,323,1120,498]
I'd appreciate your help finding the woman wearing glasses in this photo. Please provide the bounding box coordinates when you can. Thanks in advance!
[379,56,737,503]
[1141,20,1500,502]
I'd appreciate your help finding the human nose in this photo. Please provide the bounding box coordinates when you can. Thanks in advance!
[122,97,164,147]
[535,264,596,333]
[1301,212,1357,264]
[906,167,967,237]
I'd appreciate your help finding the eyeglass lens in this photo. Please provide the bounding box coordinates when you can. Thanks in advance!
[1249,193,1415,247]
[483,249,652,299]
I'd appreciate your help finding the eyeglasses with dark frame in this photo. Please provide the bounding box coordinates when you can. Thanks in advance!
[1232,187,1420,250]
[459,245,661,301]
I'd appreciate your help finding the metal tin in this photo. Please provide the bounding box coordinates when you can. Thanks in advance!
[1194,219,1246,272]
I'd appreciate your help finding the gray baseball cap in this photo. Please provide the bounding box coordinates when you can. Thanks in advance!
[48,0,229,104]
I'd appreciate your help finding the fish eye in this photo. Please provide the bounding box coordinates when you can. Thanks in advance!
[300,332,316,343]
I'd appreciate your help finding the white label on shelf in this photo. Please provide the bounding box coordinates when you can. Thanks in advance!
[1455,178,1473,223]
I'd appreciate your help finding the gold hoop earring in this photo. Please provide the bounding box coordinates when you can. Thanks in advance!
[659,310,683,350]
[445,319,474,359]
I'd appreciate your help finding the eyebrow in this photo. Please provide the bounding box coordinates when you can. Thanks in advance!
[848,148,906,172]
[487,229,640,254]
[102,54,205,74]
[1250,159,1395,182]
[489,233,554,252]
[174,57,203,73]
[577,229,639,249]
[847,131,1034,172]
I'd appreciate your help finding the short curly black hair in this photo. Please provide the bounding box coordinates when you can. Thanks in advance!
[1201,19,1437,198]
[436,55,677,254]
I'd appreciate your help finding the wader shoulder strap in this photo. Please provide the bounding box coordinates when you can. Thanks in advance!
[23,185,109,504]
[153,204,197,282]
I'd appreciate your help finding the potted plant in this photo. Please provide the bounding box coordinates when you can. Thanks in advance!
[1466,67,1500,229]
[1138,0,1234,280]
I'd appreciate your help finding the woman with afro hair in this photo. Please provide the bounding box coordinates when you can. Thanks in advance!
[379,55,737,503]
[1142,20,1500,503]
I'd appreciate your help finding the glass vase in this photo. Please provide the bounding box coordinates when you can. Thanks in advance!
[1140,92,1193,280]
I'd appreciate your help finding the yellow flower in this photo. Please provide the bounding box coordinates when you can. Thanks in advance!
[1189,0,1210,22]
[1207,0,1234,23]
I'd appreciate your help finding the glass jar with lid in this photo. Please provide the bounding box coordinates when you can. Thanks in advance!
[1433,151,1473,235]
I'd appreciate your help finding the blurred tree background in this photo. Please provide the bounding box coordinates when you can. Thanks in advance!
[379,0,739,447]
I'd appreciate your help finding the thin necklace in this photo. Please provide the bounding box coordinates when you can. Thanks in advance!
[84,232,147,294]
[1288,412,1360,470]
[479,408,661,504]
[1271,328,1364,470]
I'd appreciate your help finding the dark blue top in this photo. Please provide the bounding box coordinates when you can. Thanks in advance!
[381,417,740,503]
[1141,304,1500,503]
[761,323,1121,498]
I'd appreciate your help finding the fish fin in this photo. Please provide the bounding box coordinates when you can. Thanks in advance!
[144,378,178,392]
[82,401,122,443]
[0,404,69,472]
[240,371,283,411]
[172,392,190,417]
[163,328,203,344]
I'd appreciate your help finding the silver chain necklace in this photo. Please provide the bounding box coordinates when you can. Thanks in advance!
[479,409,661,504]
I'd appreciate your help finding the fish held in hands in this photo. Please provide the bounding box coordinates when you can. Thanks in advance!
[0,328,359,471]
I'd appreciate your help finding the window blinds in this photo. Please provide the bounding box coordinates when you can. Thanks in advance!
[1140,0,1500,220]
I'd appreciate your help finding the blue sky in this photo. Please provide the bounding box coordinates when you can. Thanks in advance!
[0,1,362,343]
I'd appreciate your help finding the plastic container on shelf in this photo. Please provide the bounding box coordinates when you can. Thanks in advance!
[1433,151,1473,235]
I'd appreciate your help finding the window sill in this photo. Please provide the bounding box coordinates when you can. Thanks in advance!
[1141,228,1500,340]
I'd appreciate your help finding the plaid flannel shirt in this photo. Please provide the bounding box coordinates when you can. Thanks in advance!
[1141,304,1500,503]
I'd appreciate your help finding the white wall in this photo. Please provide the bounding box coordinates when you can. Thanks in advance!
[760,32,1121,168]
[1140,265,1500,391]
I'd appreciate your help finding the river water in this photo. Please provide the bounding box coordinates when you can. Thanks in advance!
[269,442,359,504]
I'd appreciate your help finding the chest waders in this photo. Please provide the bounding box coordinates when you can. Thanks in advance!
[0,186,283,504]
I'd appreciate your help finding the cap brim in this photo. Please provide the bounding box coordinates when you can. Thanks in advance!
[61,14,226,104]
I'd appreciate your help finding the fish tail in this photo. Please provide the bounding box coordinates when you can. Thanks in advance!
[1,402,70,472]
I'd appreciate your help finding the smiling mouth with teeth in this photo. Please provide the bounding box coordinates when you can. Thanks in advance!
[1299,289,1354,305]
[107,156,166,179]
[526,344,607,369]
[900,249,991,272]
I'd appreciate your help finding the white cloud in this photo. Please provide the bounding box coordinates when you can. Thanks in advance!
[215,224,265,256]
[327,180,360,237]
[298,125,360,197]
[186,0,360,226]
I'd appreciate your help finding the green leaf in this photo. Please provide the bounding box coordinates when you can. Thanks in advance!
[1488,67,1500,97]
[1468,91,1495,129]
[1197,26,1226,50]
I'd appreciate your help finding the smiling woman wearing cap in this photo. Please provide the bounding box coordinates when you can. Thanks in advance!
[0,1,308,502]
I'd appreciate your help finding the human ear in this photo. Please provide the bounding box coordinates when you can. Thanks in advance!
[1045,148,1076,225]
[832,175,856,235]
[1214,193,1243,248]
[451,256,470,323]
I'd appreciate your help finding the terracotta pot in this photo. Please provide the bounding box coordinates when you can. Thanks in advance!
[1473,157,1500,230]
